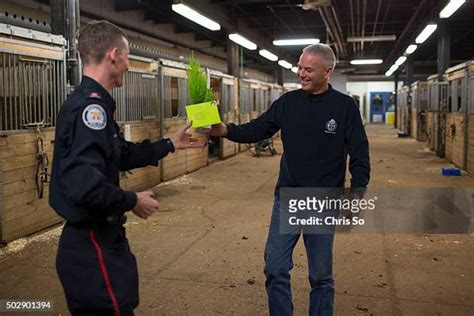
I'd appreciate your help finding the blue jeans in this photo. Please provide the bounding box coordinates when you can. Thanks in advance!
[264,198,335,316]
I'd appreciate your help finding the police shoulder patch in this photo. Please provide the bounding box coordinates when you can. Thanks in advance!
[82,104,107,130]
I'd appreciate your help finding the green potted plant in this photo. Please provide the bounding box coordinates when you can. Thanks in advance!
[186,52,221,133]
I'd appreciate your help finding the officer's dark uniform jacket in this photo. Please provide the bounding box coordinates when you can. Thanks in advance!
[50,76,174,223]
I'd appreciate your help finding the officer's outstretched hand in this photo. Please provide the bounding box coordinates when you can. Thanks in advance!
[170,121,205,150]
[133,191,159,219]
[209,123,228,137]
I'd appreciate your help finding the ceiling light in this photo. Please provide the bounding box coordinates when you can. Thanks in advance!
[415,24,437,44]
[347,35,396,42]
[395,56,407,66]
[405,44,418,55]
[439,0,466,18]
[172,3,221,31]
[385,64,399,77]
[291,66,298,73]
[228,33,257,50]
[273,38,320,46]
[350,59,383,65]
[259,49,278,61]
[278,60,292,69]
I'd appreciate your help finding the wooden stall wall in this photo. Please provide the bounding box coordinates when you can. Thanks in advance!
[468,72,474,174]
[120,121,162,191]
[0,130,61,242]
[445,113,465,168]
[161,66,190,180]
[468,116,474,174]
[0,158,3,243]
[445,61,473,169]
[162,119,187,181]
[113,56,162,191]
[410,107,417,139]
[186,129,208,173]
[0,27,67,242]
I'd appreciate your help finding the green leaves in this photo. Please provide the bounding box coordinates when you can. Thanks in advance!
[187,52,214,104]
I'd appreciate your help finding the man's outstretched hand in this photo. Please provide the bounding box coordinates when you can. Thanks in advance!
[209,123,228,137]
[170,121,206,150]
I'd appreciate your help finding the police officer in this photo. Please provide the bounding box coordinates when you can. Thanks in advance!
[49,20,203,315]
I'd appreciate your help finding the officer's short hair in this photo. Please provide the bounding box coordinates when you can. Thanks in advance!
[78,20,127,65]
[302,43,336,70]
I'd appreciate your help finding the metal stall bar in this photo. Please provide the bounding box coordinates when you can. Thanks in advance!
[9,54,14,130]
[177,78,187,117]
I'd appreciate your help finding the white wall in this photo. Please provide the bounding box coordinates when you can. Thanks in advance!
[284,70,348,93]
[346,81,403,122]
[329,72,347,94]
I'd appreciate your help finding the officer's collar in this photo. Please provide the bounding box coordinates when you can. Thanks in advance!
[81,76,117,113]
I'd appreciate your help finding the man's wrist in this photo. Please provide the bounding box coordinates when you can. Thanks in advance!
[165,138,175,153]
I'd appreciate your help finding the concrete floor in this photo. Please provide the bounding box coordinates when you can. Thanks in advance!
[0,124,473,315]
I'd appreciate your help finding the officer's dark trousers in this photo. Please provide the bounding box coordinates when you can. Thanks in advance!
[56,221,139,316]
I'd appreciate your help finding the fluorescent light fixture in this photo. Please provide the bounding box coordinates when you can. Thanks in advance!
[385,64,400,77]
[350,59,383,65]
[291,66,298,73]
[278,60,292,69]
[259,49,278,61]
[172,3,221,31]
[439,0,466,18]
[395,56,407,66]
[273,38,320,46]
[228,33,257,50]
[415,24,437,44]
[405,44,418,55]
[347,35,396,42]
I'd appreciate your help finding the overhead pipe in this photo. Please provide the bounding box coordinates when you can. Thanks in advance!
[317,8,340,56]
[356,0,360,52]
[331,5,347,56]
[349,0,356,54]
[321,6,346,57]
[361,0,367,51]
[370,0,382,44]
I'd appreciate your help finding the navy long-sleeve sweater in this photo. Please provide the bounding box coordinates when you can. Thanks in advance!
[226,85,370,196]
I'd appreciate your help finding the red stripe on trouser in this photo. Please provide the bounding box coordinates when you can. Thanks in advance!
[89,230,121,316]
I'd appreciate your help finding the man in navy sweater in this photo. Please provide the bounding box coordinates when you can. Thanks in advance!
[210,43,370,315]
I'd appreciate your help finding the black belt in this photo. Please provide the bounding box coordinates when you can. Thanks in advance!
[105,215,127,225]
[68,215,127,228]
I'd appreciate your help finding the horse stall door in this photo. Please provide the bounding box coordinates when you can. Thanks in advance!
[113,57,162,191]
[219,78,237,159]
[207,76,221,163]
[161,67,187,180]
[239,83,251,152]
[467,67,474,174]
[0,29,66,242]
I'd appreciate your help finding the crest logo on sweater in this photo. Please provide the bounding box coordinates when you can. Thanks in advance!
[325,119,337,134]
[82,104,107,130]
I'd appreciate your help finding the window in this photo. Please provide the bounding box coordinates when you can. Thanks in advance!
[163,76,188,118]
[0,52,66,132]
[113,71,159,122]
